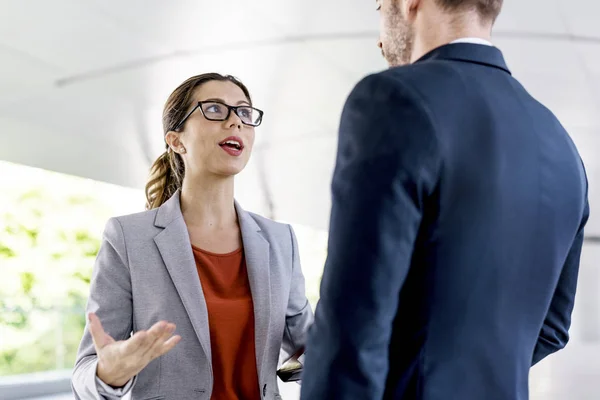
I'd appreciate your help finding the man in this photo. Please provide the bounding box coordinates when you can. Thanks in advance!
[300,0,590,399]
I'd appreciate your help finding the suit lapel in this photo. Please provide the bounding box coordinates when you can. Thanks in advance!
[153,192,212,363]
[236,202,272,382]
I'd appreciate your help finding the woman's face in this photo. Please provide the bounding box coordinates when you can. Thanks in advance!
[167,80,256,178]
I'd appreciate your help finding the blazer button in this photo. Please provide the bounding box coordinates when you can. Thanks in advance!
[263,384,267,397]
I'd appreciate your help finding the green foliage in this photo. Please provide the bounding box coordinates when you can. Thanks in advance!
[0,161,143,376]
[20,272,35,294]
[0,310,86,375]
[0,242,16,257]
[0,190,99,374]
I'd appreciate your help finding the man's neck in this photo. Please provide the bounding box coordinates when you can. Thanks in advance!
[410,14,493,63]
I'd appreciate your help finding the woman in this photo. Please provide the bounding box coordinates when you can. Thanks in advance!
[72,73,313,400]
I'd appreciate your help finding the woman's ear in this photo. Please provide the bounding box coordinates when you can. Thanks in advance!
[165,131,186,154]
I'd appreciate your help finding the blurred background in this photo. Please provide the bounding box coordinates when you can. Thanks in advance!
[0,0,598,399]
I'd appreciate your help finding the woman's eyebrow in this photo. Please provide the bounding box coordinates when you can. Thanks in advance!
[201,97,250,106]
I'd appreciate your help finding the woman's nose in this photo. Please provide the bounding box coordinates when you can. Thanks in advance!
[227,111,243,129]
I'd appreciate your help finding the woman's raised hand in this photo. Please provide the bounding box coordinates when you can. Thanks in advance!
[88,312,181,387]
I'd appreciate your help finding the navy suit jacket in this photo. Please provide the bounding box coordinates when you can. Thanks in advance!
[300,43,590,400]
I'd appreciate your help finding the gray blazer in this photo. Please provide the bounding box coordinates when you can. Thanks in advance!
[72,191,313,400]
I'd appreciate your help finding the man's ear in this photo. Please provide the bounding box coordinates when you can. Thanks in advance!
[403,0,421,23]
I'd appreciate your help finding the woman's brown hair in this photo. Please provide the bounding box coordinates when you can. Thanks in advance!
[144,73,252,210]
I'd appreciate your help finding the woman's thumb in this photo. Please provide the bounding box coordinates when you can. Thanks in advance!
[88,312,111,350]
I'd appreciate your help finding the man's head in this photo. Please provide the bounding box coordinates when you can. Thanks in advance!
[376,0,504,67]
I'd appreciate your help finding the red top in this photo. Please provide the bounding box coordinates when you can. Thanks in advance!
[192,245,260,400]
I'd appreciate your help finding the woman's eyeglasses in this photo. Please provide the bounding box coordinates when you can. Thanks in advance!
[174,101,264,131]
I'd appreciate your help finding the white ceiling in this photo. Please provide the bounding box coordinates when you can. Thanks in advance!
[0,0,598,235]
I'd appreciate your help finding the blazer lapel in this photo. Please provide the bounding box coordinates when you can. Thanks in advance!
[236,202,272,382]
[153,191,212,363]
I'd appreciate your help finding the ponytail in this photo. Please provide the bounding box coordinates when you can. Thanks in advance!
[144,149,185,210]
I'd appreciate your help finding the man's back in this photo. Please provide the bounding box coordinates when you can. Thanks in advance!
[301,43,589,400]
[383,43,588,398]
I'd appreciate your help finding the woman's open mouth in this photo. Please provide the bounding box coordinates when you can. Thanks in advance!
[219,136,244,156]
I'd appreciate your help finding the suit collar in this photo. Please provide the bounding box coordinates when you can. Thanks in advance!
[415,43,511,75]
[152,190,272,380]
[154,189,184,228]
[234,200,262,233]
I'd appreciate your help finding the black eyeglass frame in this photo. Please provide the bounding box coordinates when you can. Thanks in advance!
[173,101,264,131]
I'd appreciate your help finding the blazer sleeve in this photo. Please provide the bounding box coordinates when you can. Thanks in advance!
[281,224,314,356]
[300,73,441,400]
[71,217,137,399]
[532,191,590,365]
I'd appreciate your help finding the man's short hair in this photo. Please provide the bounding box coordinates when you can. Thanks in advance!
[435,0,504,22]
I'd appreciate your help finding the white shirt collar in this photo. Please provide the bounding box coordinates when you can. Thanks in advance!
[450,37,493,46]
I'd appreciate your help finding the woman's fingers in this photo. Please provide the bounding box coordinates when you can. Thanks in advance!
[159,334,182,356]
[121,321,170,359]
[143,323,177,359]
[121,330,150,355]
